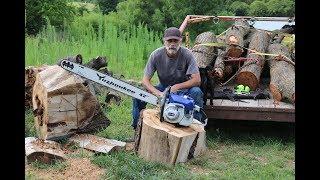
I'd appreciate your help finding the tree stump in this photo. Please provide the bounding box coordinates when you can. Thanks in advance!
[267,43,295,103]
[225,20,251,58]
[135,109,206,165]
[191,31,217,68]
[32,65,110,140]
[236,31,270,90]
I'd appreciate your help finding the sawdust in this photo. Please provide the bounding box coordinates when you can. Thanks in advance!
[125,142,135,151]
[26,156,104,180]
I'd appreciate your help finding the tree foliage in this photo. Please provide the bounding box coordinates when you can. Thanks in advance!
[249,1,268,16]
[229,1,250,16]
[26,0,295,36]
[25,0,76,35]
[97,0,118,14]
[267,0,295,16]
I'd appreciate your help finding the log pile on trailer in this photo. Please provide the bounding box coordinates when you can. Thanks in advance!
[188,17,295,105]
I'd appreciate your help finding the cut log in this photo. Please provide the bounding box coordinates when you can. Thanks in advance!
[56,54,83,66]
[191,31,217,68]
[32,65,110,140]
[135,109,206,165]
[236,31,270,90]
[267,43,295,103]
[243,28,257,48]
[68,134,126,154]
[213,49,226,79]
[85,56,108,70]
[25,137,67,164]
[25,65,49,108]
[225,20,251,58]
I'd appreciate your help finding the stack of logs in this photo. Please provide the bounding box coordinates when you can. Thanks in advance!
[25,55,123,140]
[192,19,295,104]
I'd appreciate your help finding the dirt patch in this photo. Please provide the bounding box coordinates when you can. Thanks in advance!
[26,155,104,180]
[205,146,226,163]
[125,142,135,151]
[188,165,211,175]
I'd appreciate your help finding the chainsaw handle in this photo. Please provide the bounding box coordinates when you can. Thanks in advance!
[194,105,208,126]
[198,108,208,126]
[160,86,171,122]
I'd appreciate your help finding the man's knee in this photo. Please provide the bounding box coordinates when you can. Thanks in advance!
[188,87,203,97]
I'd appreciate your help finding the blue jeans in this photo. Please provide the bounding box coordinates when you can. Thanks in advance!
[131,84,204,129]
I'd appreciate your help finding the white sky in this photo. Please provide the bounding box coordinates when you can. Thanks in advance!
[253,21,295,31]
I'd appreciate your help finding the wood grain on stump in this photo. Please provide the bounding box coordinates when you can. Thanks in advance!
[135,109,206,165]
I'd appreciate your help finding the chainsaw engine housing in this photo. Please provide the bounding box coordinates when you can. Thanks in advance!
[163,94,196,126]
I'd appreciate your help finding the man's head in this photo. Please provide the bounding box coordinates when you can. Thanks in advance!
[163,27,182,57]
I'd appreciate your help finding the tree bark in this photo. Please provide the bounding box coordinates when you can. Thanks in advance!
[68,134,126,154]
[225,20,251,58]
[25,65,49,108]
[25,137,66,164]
[267,43,295,103]
[213,49,226,79]
[135,109,206,165]
[85,56,108,70]
[32,65,110,140]
[236,31,271,90]
[191,31,217,68]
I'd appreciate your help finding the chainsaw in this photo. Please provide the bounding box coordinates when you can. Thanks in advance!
[59,60,208,127]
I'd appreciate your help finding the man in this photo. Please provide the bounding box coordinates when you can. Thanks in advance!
[131,27,204,129]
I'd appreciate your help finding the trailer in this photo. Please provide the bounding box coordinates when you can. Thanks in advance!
[179,15,295,123]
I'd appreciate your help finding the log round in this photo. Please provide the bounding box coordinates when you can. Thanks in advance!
[32,65,110,140]
[236,31,270,90]
[267,43,295,103]
[135,109,206,165]
[191,31,217,68]
[225,20,251,58]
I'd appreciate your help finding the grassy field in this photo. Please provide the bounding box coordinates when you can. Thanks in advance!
[25,14,295,179]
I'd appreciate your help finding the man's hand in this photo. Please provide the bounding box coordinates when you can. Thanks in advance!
[156,91,164,97]
[170,84,180,93]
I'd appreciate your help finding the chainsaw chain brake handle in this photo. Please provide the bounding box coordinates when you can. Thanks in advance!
[159,86,171,122]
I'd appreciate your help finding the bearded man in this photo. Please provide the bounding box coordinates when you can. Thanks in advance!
[131,27,204,130]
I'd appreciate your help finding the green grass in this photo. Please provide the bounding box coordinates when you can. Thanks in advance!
[25,108,37,137]
[30,159,68,171]
[25,13,162,80]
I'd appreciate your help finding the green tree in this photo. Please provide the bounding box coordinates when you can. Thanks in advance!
[249,0,268,16]
[229,1,250,16]
[25,0,76,35]
[105,0,236,38]
[97,0,118,14]
[267,0,295,16]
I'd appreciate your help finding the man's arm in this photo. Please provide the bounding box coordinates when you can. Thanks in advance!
[171,73,201,92]
[142,75,163,97]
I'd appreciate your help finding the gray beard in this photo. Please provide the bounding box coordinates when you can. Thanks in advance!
[166,46,180,56]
